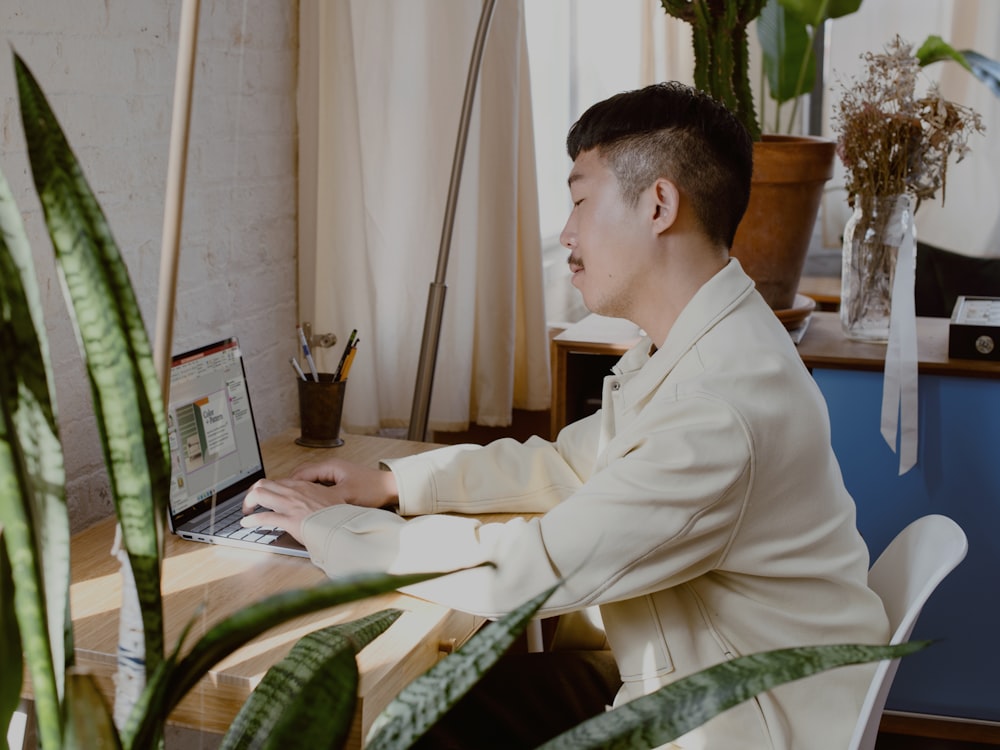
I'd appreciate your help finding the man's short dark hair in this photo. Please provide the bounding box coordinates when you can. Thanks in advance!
[566,82,753,249]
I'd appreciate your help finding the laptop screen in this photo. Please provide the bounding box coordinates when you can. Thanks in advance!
[167,338,265,528]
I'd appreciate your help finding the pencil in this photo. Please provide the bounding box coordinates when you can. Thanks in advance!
[338,340,359,381]
[333,329,358,380]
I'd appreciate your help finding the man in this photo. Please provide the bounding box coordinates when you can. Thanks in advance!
[245,82,889,749]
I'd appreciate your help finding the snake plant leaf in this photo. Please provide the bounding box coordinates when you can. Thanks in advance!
[124,568,474,750]
[14,52,169,679]
[0,153,70,748]
[62,669,122,750]
[537,641,928,749]
[0,534,24,742]
[220,610,403,750]
[366,582,558,750]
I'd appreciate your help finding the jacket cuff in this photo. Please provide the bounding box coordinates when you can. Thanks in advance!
[301,504,404,575]
[380,454,438,516]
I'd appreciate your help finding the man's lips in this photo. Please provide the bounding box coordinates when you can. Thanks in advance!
[568,256,583,274]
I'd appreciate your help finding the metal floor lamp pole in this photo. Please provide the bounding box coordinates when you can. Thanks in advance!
[407,0,497,442]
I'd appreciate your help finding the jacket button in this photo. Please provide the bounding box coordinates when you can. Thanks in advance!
[611,381,621,391]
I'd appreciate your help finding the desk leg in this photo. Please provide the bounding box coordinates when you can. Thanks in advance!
[550,343,567,438]
[526,619,544,653]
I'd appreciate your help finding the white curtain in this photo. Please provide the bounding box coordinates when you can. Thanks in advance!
[298,0,550,434]
[902,0,1000,257]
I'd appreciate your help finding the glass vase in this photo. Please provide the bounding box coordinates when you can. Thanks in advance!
[840,193,916,342]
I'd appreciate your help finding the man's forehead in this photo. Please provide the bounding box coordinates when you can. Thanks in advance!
[567,149,606,187]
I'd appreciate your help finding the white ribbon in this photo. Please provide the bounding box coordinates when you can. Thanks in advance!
[880,198,919,474]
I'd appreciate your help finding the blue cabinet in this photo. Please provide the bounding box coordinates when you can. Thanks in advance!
[813,367,1000,722]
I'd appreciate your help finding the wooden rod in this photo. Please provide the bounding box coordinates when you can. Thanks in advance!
[153,0,202,406]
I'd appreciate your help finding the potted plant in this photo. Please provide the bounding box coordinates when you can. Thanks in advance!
[658,0,862,312]
[657,1,999,315]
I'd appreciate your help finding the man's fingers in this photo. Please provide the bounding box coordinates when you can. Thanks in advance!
[243,480,287,514]
[240,508,281,528]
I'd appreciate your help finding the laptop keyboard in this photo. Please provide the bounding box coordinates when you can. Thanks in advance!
[189,501,282,545]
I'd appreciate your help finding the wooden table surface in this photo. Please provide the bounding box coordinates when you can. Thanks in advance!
[797,311,1000,378]
[550,308,1000,434]
[63,430,482,747]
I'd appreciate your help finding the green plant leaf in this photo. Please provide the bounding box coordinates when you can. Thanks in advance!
[221,610,402,750]
[62,669,122,750]
[917,39,1000,100]
[0,139,70,748]
[537,641,928,749]
[916,35,972,72]
[14,52,169,681]
[0,533,24,743]
[760,0,863,131]
[778,0,863,27]
[124,568,474,750]
[366,582,558,750]
[962,50,1000,98]
[758,0,813,105]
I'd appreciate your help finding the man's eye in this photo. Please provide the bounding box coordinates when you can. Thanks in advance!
[573,199,583,207]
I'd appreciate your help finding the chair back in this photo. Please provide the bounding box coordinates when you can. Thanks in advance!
[848,514,968,750]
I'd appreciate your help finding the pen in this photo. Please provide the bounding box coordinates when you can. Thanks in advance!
[333,328,358,381]
[338,340,359,381]
[289,356,307,381]
[297,325,319,381]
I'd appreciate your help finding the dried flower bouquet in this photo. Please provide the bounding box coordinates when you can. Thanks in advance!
[833,36,985,339]
[834,35,984,208]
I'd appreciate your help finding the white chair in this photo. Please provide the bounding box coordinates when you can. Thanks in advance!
[848,514,969,750]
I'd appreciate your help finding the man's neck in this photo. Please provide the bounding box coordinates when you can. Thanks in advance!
[636,252,729,347]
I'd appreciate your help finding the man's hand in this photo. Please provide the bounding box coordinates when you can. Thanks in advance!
[241,458,398,542]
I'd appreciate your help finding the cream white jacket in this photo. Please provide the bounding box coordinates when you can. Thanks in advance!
[301,259,890,749]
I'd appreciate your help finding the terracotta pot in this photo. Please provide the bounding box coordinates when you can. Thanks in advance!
[731,134,837,311]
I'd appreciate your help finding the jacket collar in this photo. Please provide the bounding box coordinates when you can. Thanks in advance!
[611,258,757,399]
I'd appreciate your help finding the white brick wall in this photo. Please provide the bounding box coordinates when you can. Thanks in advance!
[1,0,299,532]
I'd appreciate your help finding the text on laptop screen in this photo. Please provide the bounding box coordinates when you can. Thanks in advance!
[168,339,263,516]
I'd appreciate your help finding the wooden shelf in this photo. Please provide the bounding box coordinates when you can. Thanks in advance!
[552,311,1000,436]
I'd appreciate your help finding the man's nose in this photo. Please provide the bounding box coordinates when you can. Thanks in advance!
[559,219,575,249]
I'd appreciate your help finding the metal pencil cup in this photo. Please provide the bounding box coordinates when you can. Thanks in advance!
[296,374,346,448]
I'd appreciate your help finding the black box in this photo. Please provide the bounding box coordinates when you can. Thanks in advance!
[949,296,1000,361]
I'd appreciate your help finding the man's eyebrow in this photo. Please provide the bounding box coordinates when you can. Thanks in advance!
[567,171,585,188]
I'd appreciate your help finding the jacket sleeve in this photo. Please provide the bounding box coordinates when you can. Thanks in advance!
[381,410,602,516]
[300,396,752,620]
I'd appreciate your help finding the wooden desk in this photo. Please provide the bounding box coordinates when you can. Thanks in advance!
[550,309,1000,434]
[798,274,841,311]
[797,311,1000,379]
[66,430,480,748]
[550,315,641,436]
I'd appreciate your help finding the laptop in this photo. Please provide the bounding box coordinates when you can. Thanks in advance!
[166,337,308,557]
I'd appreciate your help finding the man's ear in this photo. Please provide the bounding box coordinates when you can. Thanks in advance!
[650,178,680,233]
